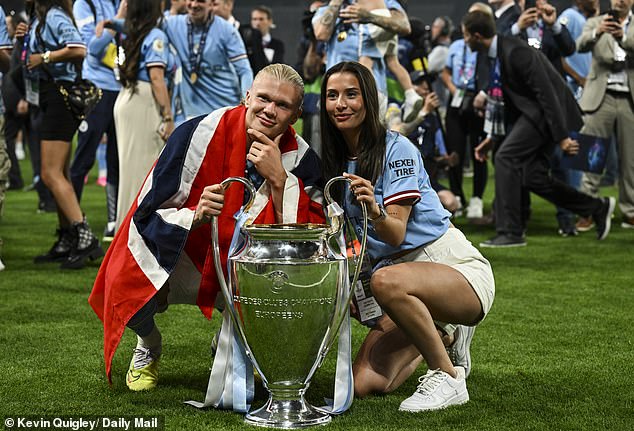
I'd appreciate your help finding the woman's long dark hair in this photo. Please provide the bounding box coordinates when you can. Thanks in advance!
[120,0,163,89]
[34,0,76,43]
[320,61,387,186]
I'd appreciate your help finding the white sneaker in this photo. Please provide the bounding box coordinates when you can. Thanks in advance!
[0,257,5,271]
[399,367,469,412]
[446,325,475,378]
[402,89,424,123]
[466,197,483,219]
[15,142,25,161]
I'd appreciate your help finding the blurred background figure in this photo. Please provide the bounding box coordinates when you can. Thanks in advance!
[70,0,126,242]
[251,5,284,68]
[213,0,268,74]
[27,0,103,269]
[113,0,175,230]
[164,0,187,17]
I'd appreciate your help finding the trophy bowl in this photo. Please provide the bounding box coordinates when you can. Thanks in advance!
[212,177,367,429]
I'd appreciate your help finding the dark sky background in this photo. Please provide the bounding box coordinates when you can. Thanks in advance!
[0,0,615,66]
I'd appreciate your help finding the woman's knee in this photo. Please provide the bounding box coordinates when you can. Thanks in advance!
[370,266,406,304]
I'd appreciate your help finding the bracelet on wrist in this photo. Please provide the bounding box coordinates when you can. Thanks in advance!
[369,204,387,223]
[42,50,51,64]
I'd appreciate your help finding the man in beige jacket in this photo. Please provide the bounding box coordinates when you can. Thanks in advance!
[576,0,634,229]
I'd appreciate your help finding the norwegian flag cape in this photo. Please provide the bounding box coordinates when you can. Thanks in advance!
[89,105,325,382]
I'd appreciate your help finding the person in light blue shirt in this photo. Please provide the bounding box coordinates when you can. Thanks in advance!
[70,0,125,242]
[27,0,104,270]
[320,61,494,411]
[28,7,86,82]
[162,0,252,120]
[558,0,597,97]
[312,0,409,115]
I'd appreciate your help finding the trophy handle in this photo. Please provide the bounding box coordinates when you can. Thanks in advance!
[210,176,257,331]
[322,175,368,352]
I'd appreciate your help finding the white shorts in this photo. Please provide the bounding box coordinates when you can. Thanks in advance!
[390,227,495,321]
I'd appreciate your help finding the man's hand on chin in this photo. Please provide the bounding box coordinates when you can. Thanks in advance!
[246,128,288,189]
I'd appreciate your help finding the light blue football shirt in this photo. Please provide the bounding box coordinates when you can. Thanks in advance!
[313,0,404,95]
[344,131,451,261]
[137,28,175,83]
[29,7,86,82]
[162,14,253,119]
[445,39,477,91]
[559,7,591,82]
[74,0,120,91]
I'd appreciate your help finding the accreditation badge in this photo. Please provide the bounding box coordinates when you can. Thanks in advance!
[25,77,39,107]
[451,89,465,109]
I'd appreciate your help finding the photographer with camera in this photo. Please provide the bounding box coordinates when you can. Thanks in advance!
[512,0,575,76]
[575,0,634,231]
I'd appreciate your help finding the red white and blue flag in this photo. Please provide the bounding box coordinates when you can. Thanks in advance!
[89,105,325,382]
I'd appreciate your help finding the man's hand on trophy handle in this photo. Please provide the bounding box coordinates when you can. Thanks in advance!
[193,184,225,229]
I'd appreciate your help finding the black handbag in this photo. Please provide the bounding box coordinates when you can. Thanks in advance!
[35,30,102,120]
[57,76,102,120]
[41,63,102,121]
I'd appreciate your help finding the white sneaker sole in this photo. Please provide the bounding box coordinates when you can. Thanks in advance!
[399,390,470,412]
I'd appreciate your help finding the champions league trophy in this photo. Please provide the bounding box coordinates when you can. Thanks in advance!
[211,176,368,428]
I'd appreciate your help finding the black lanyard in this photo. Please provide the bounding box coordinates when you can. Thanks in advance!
[187,16,212,82]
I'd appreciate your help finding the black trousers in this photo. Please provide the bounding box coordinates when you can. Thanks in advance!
[445,105,488,204]
[494,115,602,236]
[70,89,119,201]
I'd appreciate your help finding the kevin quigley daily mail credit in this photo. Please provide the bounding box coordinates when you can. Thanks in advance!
[3,416,162,430]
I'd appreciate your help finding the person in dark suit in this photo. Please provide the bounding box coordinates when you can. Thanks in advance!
[212,0,268,75]
[462,10,615,247]
[251,6,284,69]
[490,0,522,35]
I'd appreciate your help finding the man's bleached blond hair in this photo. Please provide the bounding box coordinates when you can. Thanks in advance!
[254,63,305,109]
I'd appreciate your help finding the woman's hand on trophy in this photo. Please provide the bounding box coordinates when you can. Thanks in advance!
[343,172,380,219]
[192,184,225,229]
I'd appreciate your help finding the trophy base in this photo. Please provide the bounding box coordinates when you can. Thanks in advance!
[245,396,331,429]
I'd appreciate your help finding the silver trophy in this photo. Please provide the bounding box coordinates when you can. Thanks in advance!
[211,176,367,428]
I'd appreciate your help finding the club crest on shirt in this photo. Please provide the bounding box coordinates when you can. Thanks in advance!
[388,158,416,182]
[153,38,164,53]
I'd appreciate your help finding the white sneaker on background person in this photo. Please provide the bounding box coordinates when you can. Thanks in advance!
[15,141,25,161]
[402,88,424,123]
[466,197,483,219]
[399,366,469,412]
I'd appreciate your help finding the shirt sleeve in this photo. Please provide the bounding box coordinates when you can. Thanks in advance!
[143,31,168,68]
[0,8,11,49]
[446,41,459,70]
[382,134,423,206]
[385,0,405,13]
[53,10,86,48]
[223,24,252,95]
[73,0,95,44]
[224,24,249,64]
